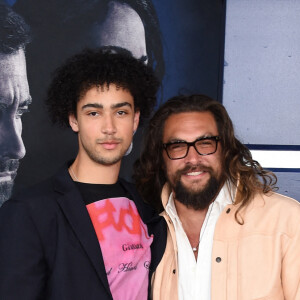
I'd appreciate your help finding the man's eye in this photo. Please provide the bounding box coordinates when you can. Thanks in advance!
[117,110,127,116]
[88,111,99,117]
[201,141,213,145]
[169,143,186,151]
[16,107,30,119]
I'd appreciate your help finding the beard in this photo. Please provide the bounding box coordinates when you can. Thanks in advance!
[170,163,223,211]
[0,159,19,206]
[0,180,14,206]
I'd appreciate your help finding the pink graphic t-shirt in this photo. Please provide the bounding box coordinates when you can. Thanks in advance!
[86,197,153,300]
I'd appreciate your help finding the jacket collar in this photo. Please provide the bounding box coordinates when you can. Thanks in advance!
[161,183,172,209]
[52,162,113,300]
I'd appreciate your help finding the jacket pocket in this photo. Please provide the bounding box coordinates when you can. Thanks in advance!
[237,234,283,300]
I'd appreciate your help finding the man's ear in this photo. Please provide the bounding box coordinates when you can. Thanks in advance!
[69,114,79,132]
[133,110,140,132]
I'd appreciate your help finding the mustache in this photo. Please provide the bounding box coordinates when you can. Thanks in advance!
[176,163,213,176]
[0,159,19,173]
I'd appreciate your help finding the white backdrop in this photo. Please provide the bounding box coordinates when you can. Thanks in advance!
[223,0,300,199]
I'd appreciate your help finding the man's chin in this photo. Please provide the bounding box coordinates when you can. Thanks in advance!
[85,146,127,166]
[0,180,14,206]
[173,175,221,211]
[181,177,209,193]
[92,153,123,166]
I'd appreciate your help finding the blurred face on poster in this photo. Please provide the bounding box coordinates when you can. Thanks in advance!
[13,0,165,90]
[94,1,148,62]
[0,48,31,205]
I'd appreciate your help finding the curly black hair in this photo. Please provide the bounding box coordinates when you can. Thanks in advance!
[46,47,159,127]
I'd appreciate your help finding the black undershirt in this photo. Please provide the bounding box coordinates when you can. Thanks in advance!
[75,181,131,205]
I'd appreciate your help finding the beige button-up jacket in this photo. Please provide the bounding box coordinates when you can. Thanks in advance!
[151,183,300,300]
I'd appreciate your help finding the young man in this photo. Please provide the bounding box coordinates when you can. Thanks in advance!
[134,94,300,300]
[0,48,166,300]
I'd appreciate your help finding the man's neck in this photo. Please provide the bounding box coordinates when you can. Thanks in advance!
[174,198,210,251]
[69,155,120,184]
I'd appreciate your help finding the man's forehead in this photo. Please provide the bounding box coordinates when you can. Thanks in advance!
[0,50,30,107]
[163,111,218,139]
[0,49,27,76]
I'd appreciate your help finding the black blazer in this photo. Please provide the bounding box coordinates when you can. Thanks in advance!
[0,164,166,300]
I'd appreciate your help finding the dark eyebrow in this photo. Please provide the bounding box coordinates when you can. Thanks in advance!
[81,103,103,110]
[81,102,132,110]
[167,134,216,144]
[111,102,132,109]
[0,96,32,109]
[167,138,186,143]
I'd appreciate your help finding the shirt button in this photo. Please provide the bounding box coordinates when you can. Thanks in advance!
[216,257,222,263]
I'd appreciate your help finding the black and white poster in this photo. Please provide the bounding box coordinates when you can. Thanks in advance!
[0,0,226,204]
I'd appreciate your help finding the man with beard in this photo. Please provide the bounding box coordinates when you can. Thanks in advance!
[134,94,300,300]
[0,48,166,299]
[0,3,31,205]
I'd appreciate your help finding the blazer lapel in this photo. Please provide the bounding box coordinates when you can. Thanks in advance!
[53,166,112,299]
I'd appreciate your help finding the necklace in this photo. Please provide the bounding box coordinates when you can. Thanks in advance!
[192,245,199,252]
[191,201,215,252]
[69,166,79,181]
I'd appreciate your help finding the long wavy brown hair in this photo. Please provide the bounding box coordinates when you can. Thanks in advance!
[133,94,277,223]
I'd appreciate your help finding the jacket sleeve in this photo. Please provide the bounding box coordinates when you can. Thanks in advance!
[281,218,300,300]
[0,200,47,299]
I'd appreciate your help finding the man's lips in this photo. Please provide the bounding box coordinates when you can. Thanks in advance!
[183,170,208,180]
[99,140,120,150]
[0,160,19,182]
[186,171,205,176]
[179,165,212,179]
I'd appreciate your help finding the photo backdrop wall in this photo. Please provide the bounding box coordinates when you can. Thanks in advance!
[223,0,300,200]
[1,0,298,204]
[8,0,225,196]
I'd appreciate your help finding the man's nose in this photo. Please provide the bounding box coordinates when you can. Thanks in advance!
[0,118,26,160]
[184,145,201,164]
[101,114,117,135]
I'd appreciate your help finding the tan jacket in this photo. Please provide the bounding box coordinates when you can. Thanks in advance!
[152,184,300,300]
